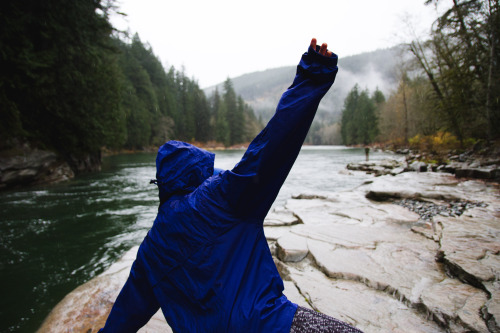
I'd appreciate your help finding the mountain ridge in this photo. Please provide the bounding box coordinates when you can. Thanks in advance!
[204,45,405,123]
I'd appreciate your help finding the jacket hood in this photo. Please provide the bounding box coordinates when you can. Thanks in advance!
[155,140,215,201]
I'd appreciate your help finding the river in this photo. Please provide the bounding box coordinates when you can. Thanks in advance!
[0,146,397,332]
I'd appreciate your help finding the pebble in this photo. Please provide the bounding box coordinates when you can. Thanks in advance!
[393,199,487,221]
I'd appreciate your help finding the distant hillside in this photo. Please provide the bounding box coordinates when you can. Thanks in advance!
[205,45,405,123]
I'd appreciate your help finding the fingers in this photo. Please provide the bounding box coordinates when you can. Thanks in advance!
[310,38,317,51]
[319,43,328,56]
[310,38,333,57]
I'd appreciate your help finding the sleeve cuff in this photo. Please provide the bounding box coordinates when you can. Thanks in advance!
[296,45,338,82]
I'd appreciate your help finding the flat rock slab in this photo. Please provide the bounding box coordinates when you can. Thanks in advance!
[37,246,173,333]
[437,209,500,286]
[420,278,489,332]
[303,233,489,332]
[346,159,406,176]
[277,173,499,332]
[435,205,500,332]
[485,282,500,332]
[283,280,313,310]
[264,208,300,226]
[288,264,445,332]
[264,225,291,241]
[366,172,466,201]
[276,232,309,262]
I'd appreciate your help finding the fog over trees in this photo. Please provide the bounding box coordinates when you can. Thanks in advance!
[205,46,402,145]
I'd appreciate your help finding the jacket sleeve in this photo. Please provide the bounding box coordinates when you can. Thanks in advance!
[218,45,338,220]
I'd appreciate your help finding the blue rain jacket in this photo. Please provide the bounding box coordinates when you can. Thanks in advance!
[132,46,336,332]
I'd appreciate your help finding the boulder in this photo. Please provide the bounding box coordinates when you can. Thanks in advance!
[0,148,74,189]
[409,160,428,172]
[455,167,500,180]
[37,246,173,333]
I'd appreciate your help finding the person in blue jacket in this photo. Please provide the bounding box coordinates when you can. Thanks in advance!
[100,38,363,333]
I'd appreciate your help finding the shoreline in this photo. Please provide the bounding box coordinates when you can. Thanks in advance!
[0,141,252,191]
[101,141,252,157]
[3,139,499,191]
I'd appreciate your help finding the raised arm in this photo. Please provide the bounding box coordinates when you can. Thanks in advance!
[219,39,338,219]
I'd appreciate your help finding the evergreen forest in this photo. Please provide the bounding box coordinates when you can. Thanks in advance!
[0,0,261,173]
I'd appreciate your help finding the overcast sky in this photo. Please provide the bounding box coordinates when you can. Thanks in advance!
[110,0,441,88]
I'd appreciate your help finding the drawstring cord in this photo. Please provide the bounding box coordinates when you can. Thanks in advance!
[150,179,192,209]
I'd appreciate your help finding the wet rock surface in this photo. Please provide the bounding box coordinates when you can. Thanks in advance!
[346,159,406,176]
[0,143,103,190]
[439,147,500,181]
[37,246,172,333]
[348,152,500,181]
[0,148,74,190]
[275,173,499,332]
[40,172,500,332]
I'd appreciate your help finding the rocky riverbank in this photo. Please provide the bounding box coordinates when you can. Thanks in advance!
[0,143,102,190]
[0,141,251,191]
[364,140,500,181]
[0,147,74,190]
[347,153,500,181]
[38,168,499,332]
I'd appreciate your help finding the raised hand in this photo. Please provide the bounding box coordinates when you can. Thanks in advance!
[310,38,333,57]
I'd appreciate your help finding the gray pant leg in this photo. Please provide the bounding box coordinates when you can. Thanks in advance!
[290,306,363,333]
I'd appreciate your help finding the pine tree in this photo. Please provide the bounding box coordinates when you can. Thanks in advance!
[341,85,380,145]
[192,82,211,142]
[341,85,360,145]
[215,102,230,147]
[117,41,156,148]
[222,78,239,145]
